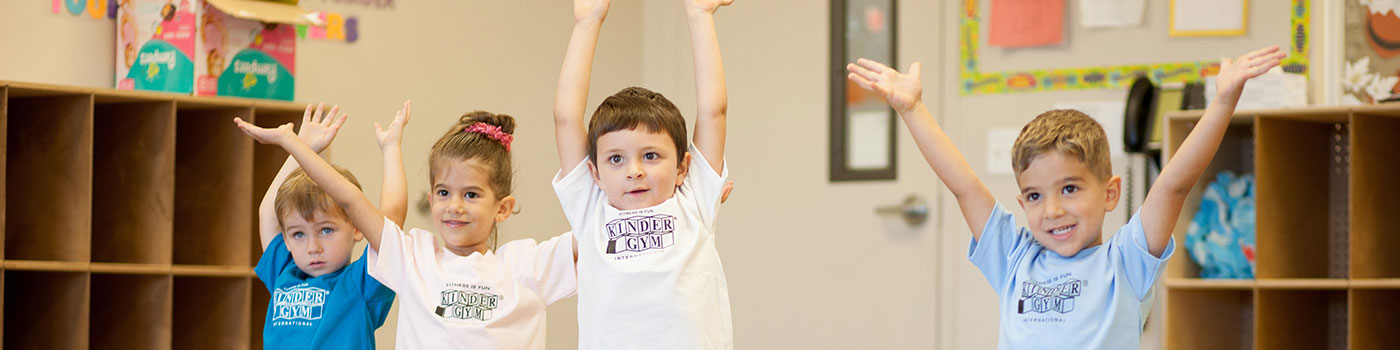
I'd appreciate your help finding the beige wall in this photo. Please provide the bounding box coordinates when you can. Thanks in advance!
[0,0,1336,348]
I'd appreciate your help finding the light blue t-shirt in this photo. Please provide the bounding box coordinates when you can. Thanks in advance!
[968,203,1174,350]
[256,235,396,349]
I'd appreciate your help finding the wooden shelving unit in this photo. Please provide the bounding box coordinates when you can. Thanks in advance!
[1163,105,1400,349]
[0,80,302,348]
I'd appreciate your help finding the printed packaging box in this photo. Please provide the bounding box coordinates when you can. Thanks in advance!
[117,0,315,100]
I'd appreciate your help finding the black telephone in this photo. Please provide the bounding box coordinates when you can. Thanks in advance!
[1123,76,1157,154]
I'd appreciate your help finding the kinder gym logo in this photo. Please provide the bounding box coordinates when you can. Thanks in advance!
[436,289,500,321]
[604,214,677,254]
[272,285,328,321]
[1017,278,1085,314]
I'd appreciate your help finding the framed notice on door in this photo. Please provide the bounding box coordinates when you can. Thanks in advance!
[830,0,897,182]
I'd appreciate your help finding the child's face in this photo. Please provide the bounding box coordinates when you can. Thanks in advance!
[1015,151,1121,257]
[280,210,361,277]
[430,158,515,256]
[589,128,690,210]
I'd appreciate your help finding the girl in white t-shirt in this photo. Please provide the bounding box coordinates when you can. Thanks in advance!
[236,101,577,349]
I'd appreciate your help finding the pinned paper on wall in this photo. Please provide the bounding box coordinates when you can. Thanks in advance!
[847,110,892,170]
[1170,0,1247,37]
[1079,0,1144,29]
[297,11,359,43]
[989,0,1065,48]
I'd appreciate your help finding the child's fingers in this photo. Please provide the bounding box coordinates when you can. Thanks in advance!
[331,112,349,130]
[404,100,413,123]
[854,58,891,75]
[847,63,882,83]
[374,122,384,135]
[908,62,923,80]
[847,73,875,92]
[325,105,340,126]
[301,104,313,126]
[312,102,325,124]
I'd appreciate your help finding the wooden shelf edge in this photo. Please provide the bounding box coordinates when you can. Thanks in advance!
[1350,279,1400,289]
[1255,278,1350,289]
[3,260,90,272]
[1165,278,1255,289]
[89,262,173,275]
[0,79,304,111]
[171,265,256,277]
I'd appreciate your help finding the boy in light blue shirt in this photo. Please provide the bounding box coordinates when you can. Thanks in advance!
[846,45,1285,348]
[253,104,405,349]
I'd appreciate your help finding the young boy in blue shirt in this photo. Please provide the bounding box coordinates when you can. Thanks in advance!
[254,103,405,349]
[847,46,1285,348]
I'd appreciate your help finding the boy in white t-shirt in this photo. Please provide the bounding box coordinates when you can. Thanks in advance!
[553,0,735,348]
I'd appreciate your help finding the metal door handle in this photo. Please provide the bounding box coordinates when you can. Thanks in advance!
[875,194,929,226]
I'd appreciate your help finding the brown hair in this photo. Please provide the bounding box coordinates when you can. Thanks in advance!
[1011,109,1112,181]
[428,111,516,249]
[275,165,362,228]
[587,86,688,167]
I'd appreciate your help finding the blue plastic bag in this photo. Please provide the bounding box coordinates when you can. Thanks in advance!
[1185,171,1257,279]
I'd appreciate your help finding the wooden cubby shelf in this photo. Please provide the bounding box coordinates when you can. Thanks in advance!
[1164,106,1400,349]
[0,80,304,348]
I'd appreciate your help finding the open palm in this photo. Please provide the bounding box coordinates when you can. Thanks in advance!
[299,103,348,153]
[1215,46,1287,100]
[375,100,412,149]
[847,58,924,115]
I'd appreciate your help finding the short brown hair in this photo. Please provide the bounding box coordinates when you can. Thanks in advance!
[1011,109,1112,181]
[275,165,362,228]
[587,86,688,167]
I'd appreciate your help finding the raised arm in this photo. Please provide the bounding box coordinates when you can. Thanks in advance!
[258,103,347,250]
[553,0,611,171]
[374,100,412,228]
[685,0,732,172]
[1141,46,1284,257]
[236,118,387,252]
[847,59,997,239]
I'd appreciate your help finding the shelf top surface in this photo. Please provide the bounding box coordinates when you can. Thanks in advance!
[1,79,305,114]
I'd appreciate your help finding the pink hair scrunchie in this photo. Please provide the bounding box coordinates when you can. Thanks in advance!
[465,123,513,151]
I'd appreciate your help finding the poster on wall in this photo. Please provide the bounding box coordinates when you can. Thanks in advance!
[1344,0,1400,104]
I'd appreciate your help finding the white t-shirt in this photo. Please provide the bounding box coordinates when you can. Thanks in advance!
[366,218,577,349]
[553,146,733,350]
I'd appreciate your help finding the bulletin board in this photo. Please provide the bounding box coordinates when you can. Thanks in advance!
[959,0,1311,95]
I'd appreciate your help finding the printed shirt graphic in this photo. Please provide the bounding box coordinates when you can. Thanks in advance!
[367,218,577,350]
[553,145,733,350]
[255,235,395,350]
[969,203,1175,350]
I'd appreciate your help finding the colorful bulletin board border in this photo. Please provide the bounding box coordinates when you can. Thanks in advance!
[960,0,1310,95]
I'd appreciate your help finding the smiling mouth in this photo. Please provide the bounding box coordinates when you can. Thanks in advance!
[625,188,649,196]
[443,220,469,228]
[1048,224,1076,240]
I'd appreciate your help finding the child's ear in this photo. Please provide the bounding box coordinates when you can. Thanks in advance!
[495,195,517,223]
[675,152,692,187]
[352,229,364,242]
[1103,175,1122,212]
[587,159,601,182]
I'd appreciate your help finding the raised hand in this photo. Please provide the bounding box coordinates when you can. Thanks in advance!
[1215,46,1287,102]
[375,100,412,150]
[847,59,924,115]
[686,0,733,16]
[299,102,348,153]
[574,0,610,23]
[234,118,298,147]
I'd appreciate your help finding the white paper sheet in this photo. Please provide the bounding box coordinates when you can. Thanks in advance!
[847,110,891,170]
[1079,0,1145,29]
[1171,0,1246,35]
[1204,68,1308,110]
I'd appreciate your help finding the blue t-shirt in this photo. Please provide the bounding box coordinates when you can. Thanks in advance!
[968,203,1174,350]
[255,235,396,349]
